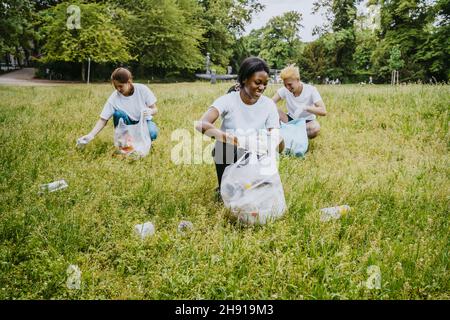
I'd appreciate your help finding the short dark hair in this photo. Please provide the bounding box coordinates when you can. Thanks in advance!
[237,57,270,87]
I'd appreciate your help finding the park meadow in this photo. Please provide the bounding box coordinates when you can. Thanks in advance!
[0,82,448,299]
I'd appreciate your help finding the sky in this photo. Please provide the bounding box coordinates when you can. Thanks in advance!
[244,0,369,42]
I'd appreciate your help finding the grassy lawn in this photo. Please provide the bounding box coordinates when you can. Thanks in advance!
[0,82,448,299]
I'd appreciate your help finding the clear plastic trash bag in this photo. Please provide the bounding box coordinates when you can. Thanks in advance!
[280,118,309,157]
[114,111,151,158]
[220,151,286,225]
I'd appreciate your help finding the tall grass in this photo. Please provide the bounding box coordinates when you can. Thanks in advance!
[0,82,448,299]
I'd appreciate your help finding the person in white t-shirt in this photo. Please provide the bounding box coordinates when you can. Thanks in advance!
[196,57,284,194]
[77,67,159,146]
[272,64,327,139]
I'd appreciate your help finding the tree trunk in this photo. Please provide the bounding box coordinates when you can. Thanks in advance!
[81,62,85,82]
[15,47,22,68]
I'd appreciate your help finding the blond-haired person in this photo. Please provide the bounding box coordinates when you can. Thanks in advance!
[272,65,326,139]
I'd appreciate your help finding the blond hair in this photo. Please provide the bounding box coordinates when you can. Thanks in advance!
[280,64,300,80]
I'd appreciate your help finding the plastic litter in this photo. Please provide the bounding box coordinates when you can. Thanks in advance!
[134,222,155,239]
[221,151,286,225]
[280,118,308,157]
[177,220,194,234]
[39,179,68,194]
[320,205,351,222]
[66,264,81,290]
[366,265,382,289]
[114,111,151,158]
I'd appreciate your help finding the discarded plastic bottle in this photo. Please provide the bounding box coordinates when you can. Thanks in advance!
[66,264,81,290]
[177,220,194,234]
[39,179,68,193]
[320,205,351,222]
[134,222,155,239]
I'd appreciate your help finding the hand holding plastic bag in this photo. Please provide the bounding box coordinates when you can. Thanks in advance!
[143,108,154,121]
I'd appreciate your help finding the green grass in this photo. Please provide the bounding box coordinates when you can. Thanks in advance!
[0,82,448,299]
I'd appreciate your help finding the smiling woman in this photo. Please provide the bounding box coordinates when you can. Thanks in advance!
[195,57,284,196]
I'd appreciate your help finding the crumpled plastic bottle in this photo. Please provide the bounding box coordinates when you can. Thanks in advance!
[134,222,155,239]
[39,180,68,194]
[66,264,81,290]
[320,205,351,222]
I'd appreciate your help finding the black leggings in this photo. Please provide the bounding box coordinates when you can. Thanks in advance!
[212,143,245,188]
[287,114,313,123]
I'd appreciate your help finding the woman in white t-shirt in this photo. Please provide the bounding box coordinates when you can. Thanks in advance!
[196,57,284,195]
[272,64,327,139]
[77,67,159,145]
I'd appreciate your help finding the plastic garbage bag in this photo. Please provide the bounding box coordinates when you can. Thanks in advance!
[114,111,151,158]
[220,151,286,225]
[280,118,308,157]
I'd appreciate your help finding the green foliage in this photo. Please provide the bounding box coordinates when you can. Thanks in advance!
[38,1,132,64]
[198,0,264,68]
[236,11,303,70]
[0,0,36,59]
[259,11,303,69]
[113,0,204,76]
[369,0,449,81]
[388,45,405,71]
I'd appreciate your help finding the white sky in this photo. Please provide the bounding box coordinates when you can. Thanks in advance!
[244,0,369,42]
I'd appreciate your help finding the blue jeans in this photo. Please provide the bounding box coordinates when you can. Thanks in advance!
[113,110,158,141]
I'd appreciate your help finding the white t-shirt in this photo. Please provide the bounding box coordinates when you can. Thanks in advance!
[277,82,322,121]
[211,91,280,135]
[100,83,157,121]
[211,91,280,163]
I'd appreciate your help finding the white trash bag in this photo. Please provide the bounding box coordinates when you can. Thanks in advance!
[220,151,286,225]
[114,111,151,158]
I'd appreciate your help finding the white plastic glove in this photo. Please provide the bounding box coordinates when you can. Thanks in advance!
[143,108,154,121]
[76,133,94,148]
[237,134,269,155]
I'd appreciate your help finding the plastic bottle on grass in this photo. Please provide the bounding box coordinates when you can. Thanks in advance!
[134,222,155,239]
[66,264,81,290]
[320,205,351,222]
[39,179,68,194]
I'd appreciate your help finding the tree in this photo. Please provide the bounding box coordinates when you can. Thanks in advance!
[369,0,447,81]
[0,0,36,66]
[388,45,404,84]
[38,1,132,81]
[198,0,264,69]
[312,0,362,81]
[297,39,328,82]
[259,11,303,69]
[352,29,378,80]
[112,0,205,77]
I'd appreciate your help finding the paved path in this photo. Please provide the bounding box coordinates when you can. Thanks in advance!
[0,68,80,86]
